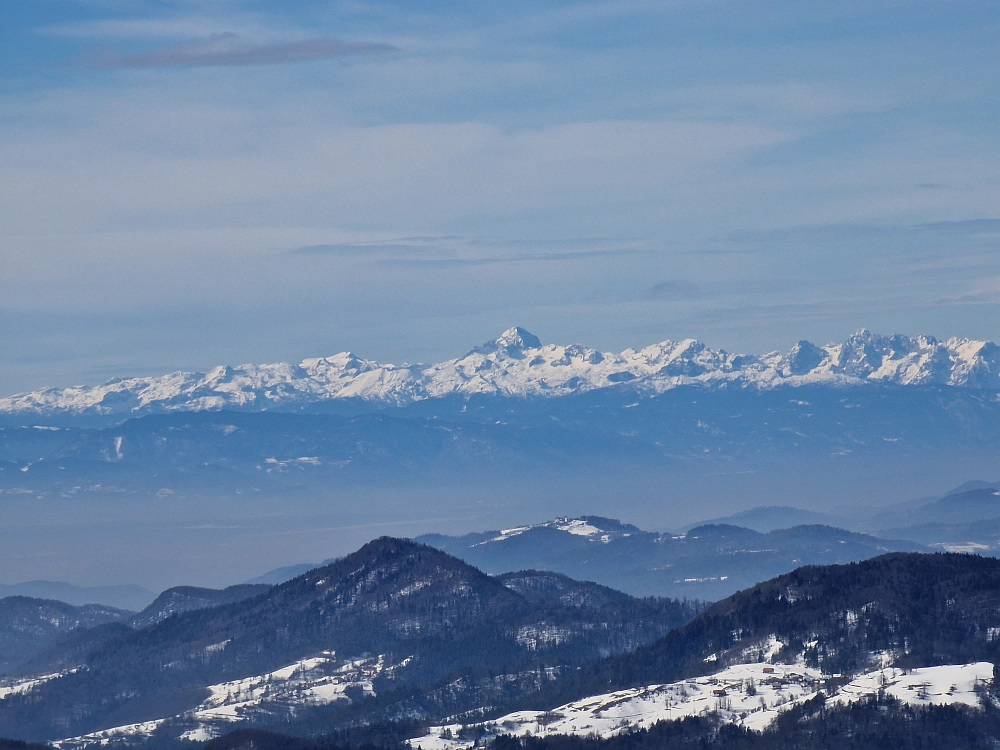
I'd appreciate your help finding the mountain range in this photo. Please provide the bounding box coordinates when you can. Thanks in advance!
[0,585,273,679]
[0,582,155,612]
[5,542,1000,748]
[417,517,924,600]
[5,478,1000,617]
[4,371,1000,504]
[3,328,999,423]
[4,329,1000,612]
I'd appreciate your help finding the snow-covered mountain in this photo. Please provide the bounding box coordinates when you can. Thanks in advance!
[3,328,1000,421]
[417,516,923,601]
[10,549,1000,745]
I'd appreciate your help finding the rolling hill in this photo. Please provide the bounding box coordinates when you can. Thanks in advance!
[0,539,696,742]
[418,517,924,600]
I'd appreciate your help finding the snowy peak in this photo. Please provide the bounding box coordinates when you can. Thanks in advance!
[495,326,542,351]
[468,326,543,360]
[4,329,1000,420]
[784,340,825,376]
[478,516,643,546]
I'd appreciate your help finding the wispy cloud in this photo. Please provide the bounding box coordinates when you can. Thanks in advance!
[290,237,460,256]
[379,248,648,268]
[80,33,396,69]
[41,17,260,40]
[718,218,1000,247]
[290,238,648,267]
[915,219,1000,234]
[293,243,424,256]
[644,280,701,301]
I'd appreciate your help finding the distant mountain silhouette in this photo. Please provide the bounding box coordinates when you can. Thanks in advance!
[419,517,924,599]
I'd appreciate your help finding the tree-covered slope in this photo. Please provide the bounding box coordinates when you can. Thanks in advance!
[0,597,130,675]
[548,552,1000,704]
[0,539,695,741]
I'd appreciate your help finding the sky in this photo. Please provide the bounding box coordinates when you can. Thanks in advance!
[2,0,999,396]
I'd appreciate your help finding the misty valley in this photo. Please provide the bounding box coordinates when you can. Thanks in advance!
[3,330,1000,749]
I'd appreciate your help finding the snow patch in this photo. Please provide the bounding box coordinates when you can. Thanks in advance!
[57,652,406,747]
[481,518,614,545]
[517,625,576,650]
[0,670,75,700]
[555,519,602,537]
[930,542,992,553]
[829,662,993,709]
[407,660,996,750]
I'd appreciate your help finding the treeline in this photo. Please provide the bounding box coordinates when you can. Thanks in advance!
[0,740,49,750]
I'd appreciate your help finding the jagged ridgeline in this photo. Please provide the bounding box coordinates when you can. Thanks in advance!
[0,539,696,742]
[4,329,1000,518]
[4,328,1000,420]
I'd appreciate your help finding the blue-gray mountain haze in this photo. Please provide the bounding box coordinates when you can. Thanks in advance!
[2,329,999,590]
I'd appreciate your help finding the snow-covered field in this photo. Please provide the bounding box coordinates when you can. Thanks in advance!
[55,652,399,747]
[830,662,994,709]
[408,661,997,750]
[0,670,73,700]
[482,518,620,545]
[4,328,999,418]
[34,634,999,748]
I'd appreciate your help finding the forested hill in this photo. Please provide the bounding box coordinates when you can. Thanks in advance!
[0,597,130,675]
[537,552,1000,706]
[0,538,695,741]
[128,584,271,629]
[7,549,1000,744]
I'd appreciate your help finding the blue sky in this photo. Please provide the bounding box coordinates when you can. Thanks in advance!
[2,0,999,394]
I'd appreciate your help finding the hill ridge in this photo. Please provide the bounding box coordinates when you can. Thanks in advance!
[0,537,695,741]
